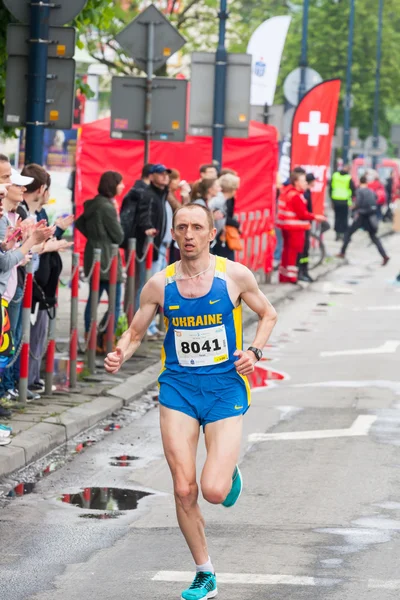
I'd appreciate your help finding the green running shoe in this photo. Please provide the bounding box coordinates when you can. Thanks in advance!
[222,465,243,508]
[181,571,217,600]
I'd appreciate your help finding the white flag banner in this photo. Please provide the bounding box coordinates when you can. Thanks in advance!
[247,15,291,107]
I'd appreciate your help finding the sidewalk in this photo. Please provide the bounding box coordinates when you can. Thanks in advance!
[0,223,395,478]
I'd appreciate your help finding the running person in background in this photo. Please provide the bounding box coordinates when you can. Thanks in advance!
[105,203,277,600]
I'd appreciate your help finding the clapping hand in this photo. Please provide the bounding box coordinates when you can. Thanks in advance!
[55,215,74,231]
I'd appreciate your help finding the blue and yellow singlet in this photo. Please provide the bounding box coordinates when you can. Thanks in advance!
[161,256,244,375]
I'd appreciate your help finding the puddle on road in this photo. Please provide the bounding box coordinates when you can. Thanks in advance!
[59,487,152,511]
[110,455,139,467]
[248,366,288,390]
[1,389,160,502]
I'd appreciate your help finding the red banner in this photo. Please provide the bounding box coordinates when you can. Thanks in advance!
[291,79,341,214]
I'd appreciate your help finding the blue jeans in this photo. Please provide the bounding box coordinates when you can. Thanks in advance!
[148,244,168,335]
[0,285,23,393]
[274,227,283,261]
[84,281,122,333]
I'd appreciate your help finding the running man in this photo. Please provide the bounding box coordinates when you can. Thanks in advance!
[105,204,277,600]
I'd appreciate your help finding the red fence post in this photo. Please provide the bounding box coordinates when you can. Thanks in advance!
[18,261,33,404]
[106,244,119,355]
[87,248,101,374]
[124,238,136,325]
[145,240,154,282]
[69,252,79,388]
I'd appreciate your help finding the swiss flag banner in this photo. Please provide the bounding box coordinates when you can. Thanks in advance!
[291,79,341,214]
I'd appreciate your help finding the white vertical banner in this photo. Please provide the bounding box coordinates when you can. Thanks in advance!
[247,15,291,107]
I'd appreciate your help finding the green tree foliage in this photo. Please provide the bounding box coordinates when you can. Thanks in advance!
[229,0,400,140]
[2,0,400,141]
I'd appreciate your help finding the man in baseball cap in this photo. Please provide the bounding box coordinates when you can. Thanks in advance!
[10,168,34,187]
[149,164,172,175]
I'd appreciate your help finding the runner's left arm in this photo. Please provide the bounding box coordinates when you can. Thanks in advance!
[104,274,162,374]
[232,264,277,375]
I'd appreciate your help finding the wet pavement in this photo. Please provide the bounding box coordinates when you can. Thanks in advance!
[0,232,400,599]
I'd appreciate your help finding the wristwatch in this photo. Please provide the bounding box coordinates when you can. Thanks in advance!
[247,346,262,362]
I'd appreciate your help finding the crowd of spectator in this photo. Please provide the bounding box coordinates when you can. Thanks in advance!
[0,154,73,433]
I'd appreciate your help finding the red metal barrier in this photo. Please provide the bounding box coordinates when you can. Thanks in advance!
[19,262,33,402]
[146,241,154,281]
[125,240,136,324]
[87,249,101,374]
[106,245,119,354]
[237,210,276,276]
[69,252,80,388]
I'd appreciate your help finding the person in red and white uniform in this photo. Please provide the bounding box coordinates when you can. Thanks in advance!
[276,170,326,283]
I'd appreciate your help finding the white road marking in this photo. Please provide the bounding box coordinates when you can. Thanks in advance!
[353,305,400,311]
[368,579,400,589]
[248,415,377,442]
[320,340,400,358]
[152,571,337,586]
[291,380,400,395]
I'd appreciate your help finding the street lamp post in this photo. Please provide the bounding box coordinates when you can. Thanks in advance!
[343,0,355,165]
[25,0,50,165]
[298,0,309,102]
[212,0,228,167]
[372,0,384,168]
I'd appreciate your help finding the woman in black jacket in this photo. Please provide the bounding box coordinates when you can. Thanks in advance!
[75,171,125,337]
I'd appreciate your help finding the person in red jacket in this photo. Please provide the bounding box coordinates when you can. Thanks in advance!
[276,170,326,283]
[367,173,386,220]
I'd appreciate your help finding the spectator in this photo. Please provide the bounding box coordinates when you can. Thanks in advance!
[120,164,152,317]
[192,179,221,209]
[0,164,54,411]
[199,163,219,180]
[209,173,241,260]
[168,169,191,209]
[0,168,37,402]
[136,164,171,337]
[21,164,73,394]
[367,171,386,220]
[120,163,152,255]
[75,171,124,344]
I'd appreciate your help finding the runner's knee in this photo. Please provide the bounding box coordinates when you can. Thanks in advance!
[174,480,198,508]
[201,480,229,505]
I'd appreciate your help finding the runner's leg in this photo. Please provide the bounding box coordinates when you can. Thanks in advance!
[160,405,209,565]
[201,415,243,504]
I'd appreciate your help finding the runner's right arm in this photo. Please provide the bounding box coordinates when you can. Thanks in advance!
[104,273,164,374]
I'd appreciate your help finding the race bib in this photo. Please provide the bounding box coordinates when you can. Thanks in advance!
[175,325,229,367]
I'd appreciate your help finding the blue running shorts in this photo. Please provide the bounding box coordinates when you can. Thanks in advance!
[158,370,251,428]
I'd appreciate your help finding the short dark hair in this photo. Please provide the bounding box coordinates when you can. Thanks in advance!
[142,163,153,179]
[21,163,51,193]
[0,154,9,163]
[290,169,306,185]
[200,163,218,175]
[98,171,123,198]
[173,203,214,230]
[359,175,367,184]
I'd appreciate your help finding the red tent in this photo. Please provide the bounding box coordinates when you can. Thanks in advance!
[75,118,278,269]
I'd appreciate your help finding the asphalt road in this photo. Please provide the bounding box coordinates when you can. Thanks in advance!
[1,234,400,600]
